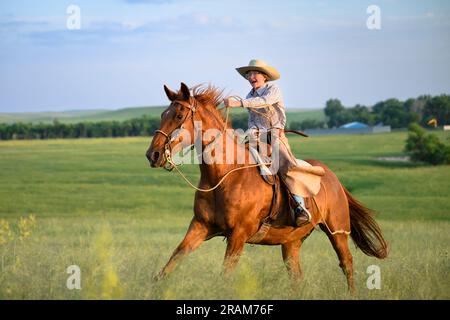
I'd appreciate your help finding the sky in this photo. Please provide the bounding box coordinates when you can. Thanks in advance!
[0,0,449,112]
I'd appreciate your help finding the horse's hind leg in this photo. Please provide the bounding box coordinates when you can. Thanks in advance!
[281,240,303,281]
[324,230,355,294]
[155,218,208,280]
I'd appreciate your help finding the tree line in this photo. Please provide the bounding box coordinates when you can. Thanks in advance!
[0,116,161,140]
[1,93,449,140]
[323,94,450,129]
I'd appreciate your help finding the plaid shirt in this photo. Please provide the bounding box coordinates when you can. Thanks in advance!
[242,83,286,130]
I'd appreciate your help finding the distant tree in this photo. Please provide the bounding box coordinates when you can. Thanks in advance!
[405,96,429,119]
[373,98,410,128]
[75,122,87,138]
[402,99,421,124]
[349,104,375,125]
[404,123,450,165]
[231,113,249,130]
[324,99,345,128]
[289,119,326,130]
[422,95,450,126]
[145,118,160,136]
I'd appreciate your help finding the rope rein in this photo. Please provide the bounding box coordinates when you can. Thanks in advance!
[311,196,351,235]
[170,161,271,193]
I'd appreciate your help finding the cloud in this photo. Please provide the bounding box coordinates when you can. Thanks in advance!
[0,18,52,32]
[0,17,57,44]
[387,12,450,24]
[18,13,246,46]
[25,22,146,46]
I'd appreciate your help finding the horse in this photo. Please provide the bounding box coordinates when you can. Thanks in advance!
[145,82,388,292]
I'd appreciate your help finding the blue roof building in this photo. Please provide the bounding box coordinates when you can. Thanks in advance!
[339,122,369,129]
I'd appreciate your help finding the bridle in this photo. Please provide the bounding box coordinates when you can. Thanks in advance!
[154,97,199,171]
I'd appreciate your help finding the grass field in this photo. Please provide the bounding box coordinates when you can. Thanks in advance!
[0,106,325,126]
[0,131,449,299]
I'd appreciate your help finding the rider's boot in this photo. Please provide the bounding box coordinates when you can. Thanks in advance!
[293,194,312,227]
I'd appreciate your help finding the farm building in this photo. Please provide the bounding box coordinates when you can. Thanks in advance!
[339,122,369,129]
[304,123,391,136]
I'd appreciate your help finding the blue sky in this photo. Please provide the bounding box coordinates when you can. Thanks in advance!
[1,0,449,112]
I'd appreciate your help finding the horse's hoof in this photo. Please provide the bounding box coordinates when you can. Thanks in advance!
[153,272,166,282]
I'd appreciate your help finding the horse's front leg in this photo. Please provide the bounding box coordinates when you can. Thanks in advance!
[155,217,209,280]
[223,227,253,276]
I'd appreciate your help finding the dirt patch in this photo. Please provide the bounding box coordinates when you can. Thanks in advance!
[376,156,411,162]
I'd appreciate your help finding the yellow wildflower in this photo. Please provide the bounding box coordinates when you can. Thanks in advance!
[18,214,36,241]
[0,219,13,245]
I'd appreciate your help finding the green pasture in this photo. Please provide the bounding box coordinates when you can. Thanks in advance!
[286,108,325,124]
[0,131,449,299]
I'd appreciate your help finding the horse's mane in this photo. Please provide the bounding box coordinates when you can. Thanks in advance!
[192,84,223,108]
[191,84,229,127]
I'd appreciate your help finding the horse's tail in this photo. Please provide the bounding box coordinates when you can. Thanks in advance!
[343,186,389,259]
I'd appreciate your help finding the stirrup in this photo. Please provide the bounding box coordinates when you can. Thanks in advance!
[294,205,311,226]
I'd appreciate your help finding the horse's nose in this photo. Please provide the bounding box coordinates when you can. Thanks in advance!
[146,150,160,167]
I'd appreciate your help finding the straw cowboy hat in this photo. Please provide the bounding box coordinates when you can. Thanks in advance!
[236,59,280,81]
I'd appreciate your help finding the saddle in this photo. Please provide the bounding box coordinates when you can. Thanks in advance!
[247,182,315,244]
[247,144,316,244]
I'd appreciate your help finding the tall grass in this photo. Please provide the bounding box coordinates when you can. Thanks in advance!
[0,132,449,299]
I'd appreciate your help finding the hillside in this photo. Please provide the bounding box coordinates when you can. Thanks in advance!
[0,106,167,124]
[0,106,325,126]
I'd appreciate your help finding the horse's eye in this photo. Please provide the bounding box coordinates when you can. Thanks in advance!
[177,114,183,120]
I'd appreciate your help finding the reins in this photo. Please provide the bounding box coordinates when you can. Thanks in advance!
[170,161,271,192]
[311,196,351,235]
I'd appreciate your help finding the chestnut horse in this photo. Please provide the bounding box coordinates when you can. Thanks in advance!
[146,82,388,292]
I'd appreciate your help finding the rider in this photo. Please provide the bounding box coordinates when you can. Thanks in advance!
[223,59,325,226]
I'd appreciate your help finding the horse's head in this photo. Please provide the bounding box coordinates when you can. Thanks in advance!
[146,82,197,169]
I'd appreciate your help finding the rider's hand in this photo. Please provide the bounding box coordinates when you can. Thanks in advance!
[223,98,243,108]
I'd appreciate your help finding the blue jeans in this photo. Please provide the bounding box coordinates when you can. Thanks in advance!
[293,194,305,207]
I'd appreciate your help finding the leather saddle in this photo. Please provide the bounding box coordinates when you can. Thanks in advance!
[246,142,315,244]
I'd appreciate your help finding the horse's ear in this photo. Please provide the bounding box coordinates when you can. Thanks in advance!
[164,84,178,102]
[180,82,190,101]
